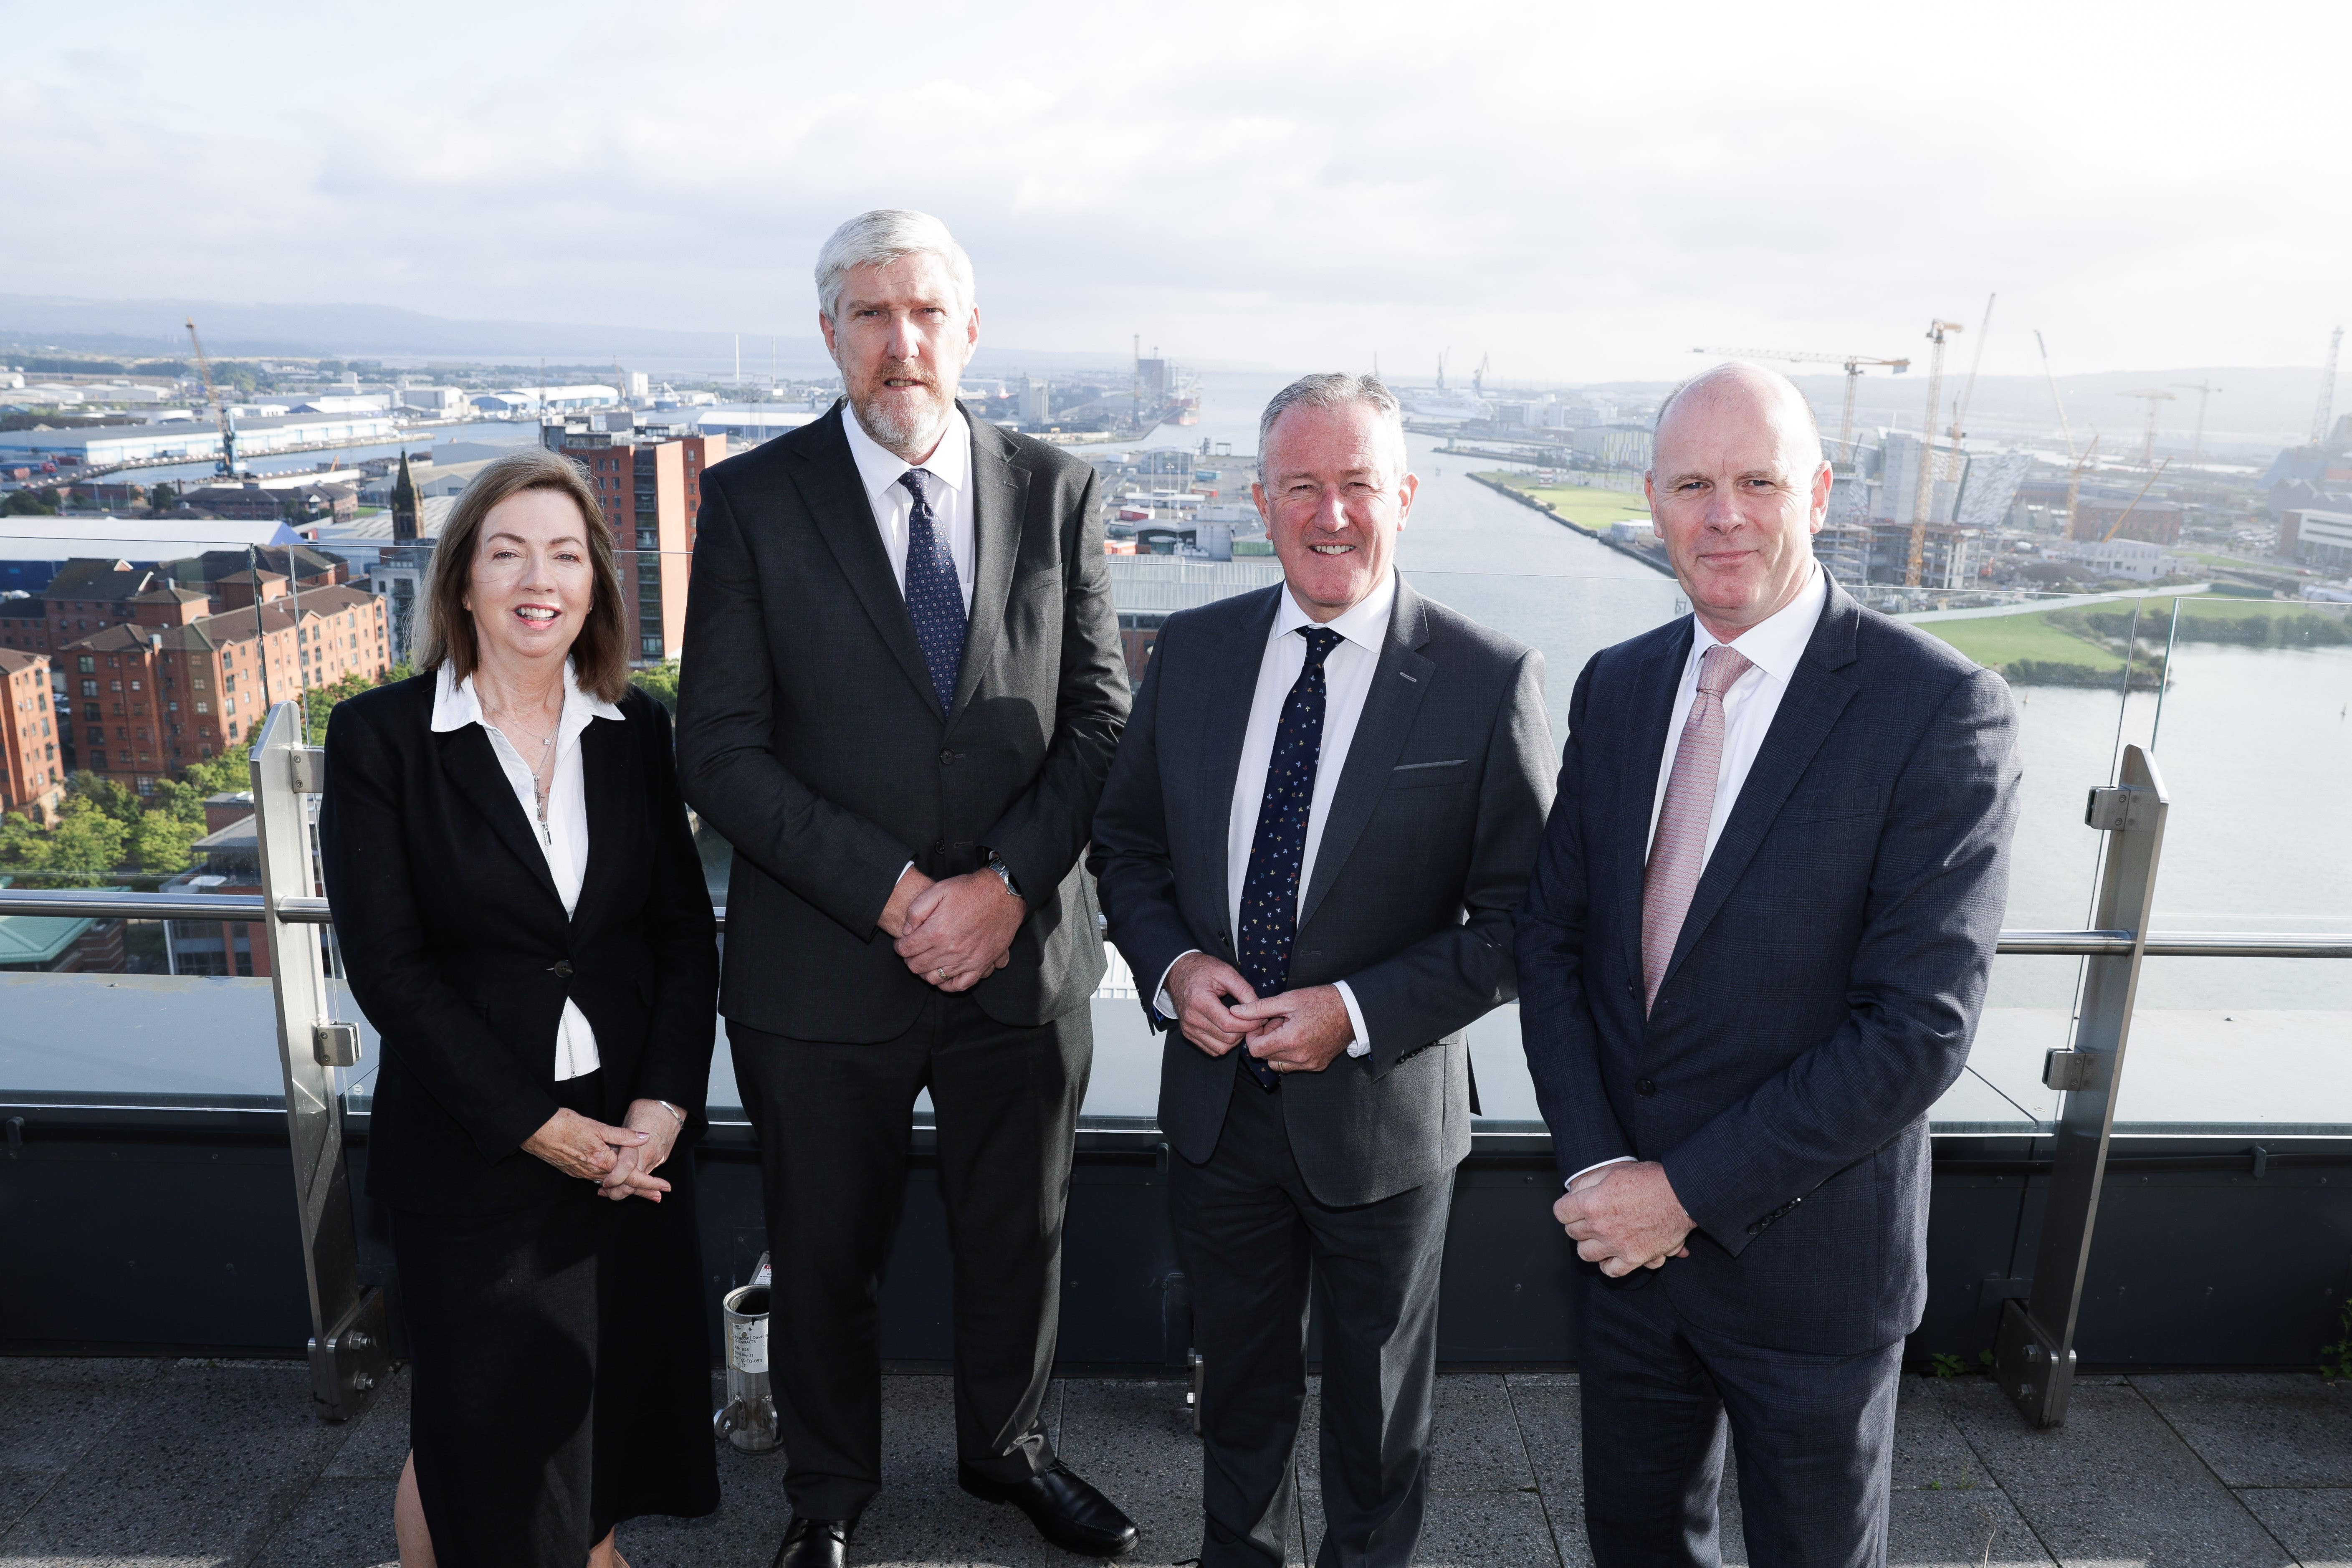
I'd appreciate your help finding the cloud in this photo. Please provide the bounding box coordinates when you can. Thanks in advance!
[2,0,2347,380]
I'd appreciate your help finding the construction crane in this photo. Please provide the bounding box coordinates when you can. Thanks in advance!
[184,318,239,478]
[2313,326,2344,445]
[2100,458,2171,545]
[1472,352,1490,400]
[2061,434,2102,542]
[1907,319,1965,587]
[2036,330,2077,461]
[2118,389,2176,466]
[2169,380,2223,462]
[1689,346,1909,465]
[1942,294,1998,479]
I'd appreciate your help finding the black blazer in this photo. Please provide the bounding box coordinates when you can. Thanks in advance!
[1089,578,1555,1208]
[675,402,1130,1042]
[321,675,718,1214]
[1515,576,2021,1354]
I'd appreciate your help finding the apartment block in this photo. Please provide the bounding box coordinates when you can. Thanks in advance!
[543,418,726,663]
[0,650,64,821]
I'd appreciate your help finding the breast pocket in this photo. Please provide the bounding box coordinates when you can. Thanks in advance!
[1389,758,1470,789]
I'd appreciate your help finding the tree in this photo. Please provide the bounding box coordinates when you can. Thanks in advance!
[631,660,681,711]
[302,669,382,744]
[131,810,205,876]
[2,488,59,516]
[3,797,130,888]
[149,482,178,512]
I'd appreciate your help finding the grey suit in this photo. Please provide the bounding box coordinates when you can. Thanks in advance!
[1516,577,2021,1566]
[1090,576,1553,1567]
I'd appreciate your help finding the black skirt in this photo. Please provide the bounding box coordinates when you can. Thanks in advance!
[393,1073,720,1567]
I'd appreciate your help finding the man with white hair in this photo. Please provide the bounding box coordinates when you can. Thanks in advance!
[1091,373,1553,1568]
[1516,362,2021,1566]
[678,210,1136,1567]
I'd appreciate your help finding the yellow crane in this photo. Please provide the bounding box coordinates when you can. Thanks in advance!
[1907,319,1965,586]
[1690,346,1909,464]
[185,318,240,477]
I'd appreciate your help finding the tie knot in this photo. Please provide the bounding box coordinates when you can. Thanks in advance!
[1299,626,1343,665]
[899,468,932,507]
[1697,643,1753,697]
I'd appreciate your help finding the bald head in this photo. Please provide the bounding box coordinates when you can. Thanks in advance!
[1644,360,1834,641]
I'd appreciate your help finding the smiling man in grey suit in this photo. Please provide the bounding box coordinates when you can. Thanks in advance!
[1090,374,1553,1568]
[1517,362,2021,1568]
[677,210,1135,1568]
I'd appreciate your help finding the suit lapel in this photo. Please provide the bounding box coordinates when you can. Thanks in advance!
[571,713,635,928]
[1659,582,1863,987]
[1619,620,1694,984]
[951,408,1027,721]
[437,725,562,910]
[1298,580,1434,931]
[791,403,943,718]
[1197,589,1280,938]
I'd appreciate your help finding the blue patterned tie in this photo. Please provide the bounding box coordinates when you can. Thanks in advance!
[899,468,965,712]
[1232,626,1344,1093]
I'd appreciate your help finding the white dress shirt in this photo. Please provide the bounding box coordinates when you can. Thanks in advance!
[430,660,626,1081]
[841,400,977,615]
[1154,572,1399,1057]
[1572,563,1826,1187]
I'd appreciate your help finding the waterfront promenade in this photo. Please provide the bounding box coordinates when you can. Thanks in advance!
[3,1359,2345,1565]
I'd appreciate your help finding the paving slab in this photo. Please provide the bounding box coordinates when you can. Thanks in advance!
[1893,1376,1990,1491]
[620,1430,790,1568]
[0,1358,168,1475]
[319,1362,411,1480]
[2234,1487,2352,1568]
[248,1474,400,1568]
[1053,1377,1228,1568]
[0,1472,56,1540]
[1937,1378,2293,1567]
[0,1359,347,1567]
[1504,1374,1590,1568]
[2131,1372,2352,1487]
[1885,1486,2054,1567]
[1414,1487,1562,1566]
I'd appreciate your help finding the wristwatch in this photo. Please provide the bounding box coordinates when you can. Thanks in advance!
[984,850,1021,900]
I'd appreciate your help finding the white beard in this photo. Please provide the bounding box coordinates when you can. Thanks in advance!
[851,379,956,461]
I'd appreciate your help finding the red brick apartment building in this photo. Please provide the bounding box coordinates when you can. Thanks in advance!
[546,422,726,663]
[0,650,64,821]
[62,570,390,794]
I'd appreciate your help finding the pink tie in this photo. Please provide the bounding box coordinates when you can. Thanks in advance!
[1641,643,1754,1014]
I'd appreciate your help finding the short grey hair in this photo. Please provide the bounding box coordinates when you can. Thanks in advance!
[1653,360,1825,455]
[1256,373,1408,487]
[814,209,975,323]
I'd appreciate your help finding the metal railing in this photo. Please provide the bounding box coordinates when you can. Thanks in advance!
[2,714,2346,1432]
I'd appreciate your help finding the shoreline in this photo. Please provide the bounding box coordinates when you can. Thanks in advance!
[1467,470,1674,578]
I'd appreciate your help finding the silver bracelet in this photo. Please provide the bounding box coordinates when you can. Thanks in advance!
[653,1100,685,1125]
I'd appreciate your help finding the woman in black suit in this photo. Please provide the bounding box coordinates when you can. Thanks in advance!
[322,448,719,1567]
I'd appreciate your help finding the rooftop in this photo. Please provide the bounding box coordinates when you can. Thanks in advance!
[2,1361,2342,1566]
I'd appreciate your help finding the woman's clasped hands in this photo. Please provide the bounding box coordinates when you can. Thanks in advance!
[520,1100,683,1201]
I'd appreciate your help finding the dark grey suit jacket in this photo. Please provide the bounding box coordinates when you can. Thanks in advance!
[675,402,1129,1042]
[1090,577,1554,1208]
[1515,575,2021,1354]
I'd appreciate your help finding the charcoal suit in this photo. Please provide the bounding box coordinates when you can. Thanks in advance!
[1090,574,1553,1567]
[675,400,1128,1522]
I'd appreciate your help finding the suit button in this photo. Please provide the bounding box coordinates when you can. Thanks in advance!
[1636,1077,1657,1096]
[550,960,574,978]
[939,749,955,765]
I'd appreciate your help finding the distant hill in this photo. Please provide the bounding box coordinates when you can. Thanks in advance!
[0,294,1142,381]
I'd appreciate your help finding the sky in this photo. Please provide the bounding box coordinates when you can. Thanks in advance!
[5,0,2348,384]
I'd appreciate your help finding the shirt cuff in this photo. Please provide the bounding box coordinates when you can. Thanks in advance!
[1334,980,1369,1058]
[1153,950,1204,1021]
[1564,1156,1635,1190]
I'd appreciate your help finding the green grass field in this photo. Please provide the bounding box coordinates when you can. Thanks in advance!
[1479,473,1652,531]
[1923,610,2123,673]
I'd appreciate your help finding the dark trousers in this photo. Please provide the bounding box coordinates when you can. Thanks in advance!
[1577,1270,1903,1568]
[729,993,1090,1521]
[1169,1063,1454,1568]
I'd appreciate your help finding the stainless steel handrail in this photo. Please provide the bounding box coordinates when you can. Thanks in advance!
[0,888,2346,956]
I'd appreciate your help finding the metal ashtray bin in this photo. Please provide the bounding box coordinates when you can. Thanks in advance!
[713,1278,780,1453]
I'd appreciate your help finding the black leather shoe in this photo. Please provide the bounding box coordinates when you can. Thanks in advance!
[770,1515,852,1568]
[959,1459,1138,1556]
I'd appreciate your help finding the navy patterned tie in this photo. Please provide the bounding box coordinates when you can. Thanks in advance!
[1232,626,1344,1093]
[899,467,965,712]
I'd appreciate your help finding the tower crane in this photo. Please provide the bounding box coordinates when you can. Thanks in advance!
[2118,389,2176,467]
[1472,352,1490,400]
[1907,319,1965,587]
[184,318,239,478]
[1690,346,1909,465]
[2313,326,2343,445]
[2170,380,2223,462]
[2036,330,2076,463]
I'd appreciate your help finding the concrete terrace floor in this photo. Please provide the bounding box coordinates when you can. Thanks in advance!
[2,1361,2348,1567]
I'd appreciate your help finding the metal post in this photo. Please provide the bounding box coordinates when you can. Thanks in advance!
[249,701,386,1421]
[1995,744,2169,1427]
